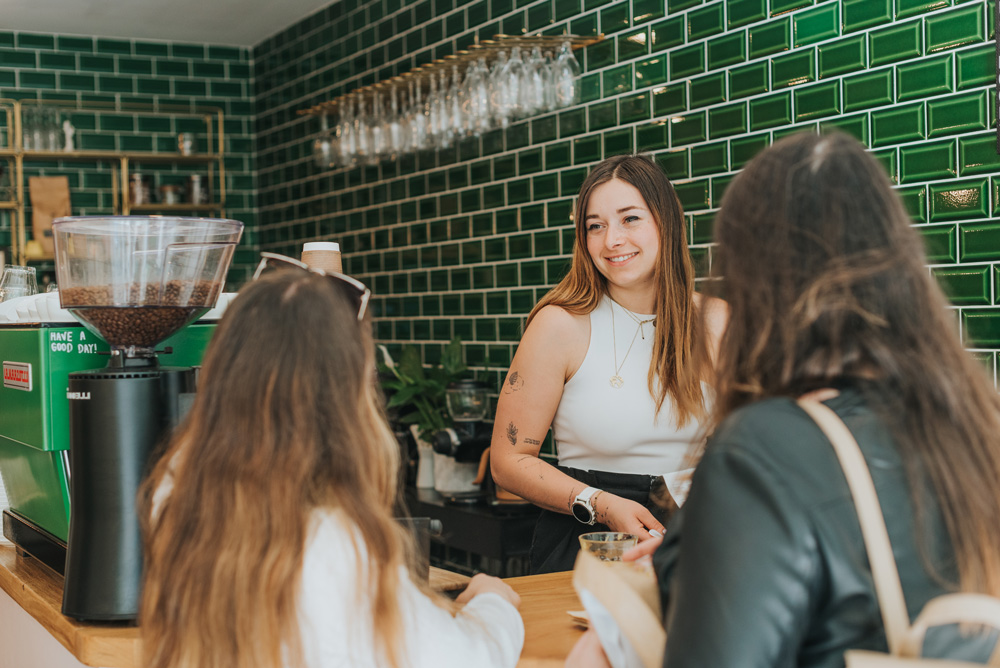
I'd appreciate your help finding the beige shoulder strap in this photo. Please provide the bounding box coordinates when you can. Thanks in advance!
[797,398,911,655]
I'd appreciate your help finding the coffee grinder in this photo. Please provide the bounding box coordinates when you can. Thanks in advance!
[51,216,242,621]
[432,380,492,502]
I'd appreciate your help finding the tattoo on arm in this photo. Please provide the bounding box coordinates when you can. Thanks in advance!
[524,437,541,446]
[503,370,525,394]
[506,421,518,446]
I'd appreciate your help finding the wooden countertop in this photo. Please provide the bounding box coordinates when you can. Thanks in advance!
[0,541,580,667]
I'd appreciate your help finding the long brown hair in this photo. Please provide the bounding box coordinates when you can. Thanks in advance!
[710,130,1000,594]
[528,154,710,424]
[140,269,423,668]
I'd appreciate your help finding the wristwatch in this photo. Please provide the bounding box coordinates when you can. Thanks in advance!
[571,486,602,525]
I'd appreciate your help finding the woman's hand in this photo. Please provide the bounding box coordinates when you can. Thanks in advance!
[456,573,521,609]
[565,628,612,667]
[623,535,663,562]
[595,493,665,539]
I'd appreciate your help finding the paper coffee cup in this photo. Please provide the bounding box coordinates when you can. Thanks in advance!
[301,241,342,274]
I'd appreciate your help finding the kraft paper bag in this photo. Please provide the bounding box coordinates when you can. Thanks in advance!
[29,176,71,257]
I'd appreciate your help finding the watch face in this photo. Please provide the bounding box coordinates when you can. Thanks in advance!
[572,502,591,523]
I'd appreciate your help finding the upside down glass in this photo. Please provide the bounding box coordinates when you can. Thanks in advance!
[0,265,38,302]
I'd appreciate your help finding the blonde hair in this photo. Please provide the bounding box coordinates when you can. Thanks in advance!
[140,269,433,668]
[528,154,710,425]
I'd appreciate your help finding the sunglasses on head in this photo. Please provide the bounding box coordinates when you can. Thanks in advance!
[252,252,372,321]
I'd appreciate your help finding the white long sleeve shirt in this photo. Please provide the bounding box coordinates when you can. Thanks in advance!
[296,511,525,668]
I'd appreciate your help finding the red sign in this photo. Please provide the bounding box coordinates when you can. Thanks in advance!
[2,361,32,391]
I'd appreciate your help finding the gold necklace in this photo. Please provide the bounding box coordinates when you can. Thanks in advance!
[609,299,654,389]
[616,301,656,339]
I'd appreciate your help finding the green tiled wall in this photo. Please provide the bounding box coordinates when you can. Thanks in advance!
[0,32,258,285]
[256,0,998,390]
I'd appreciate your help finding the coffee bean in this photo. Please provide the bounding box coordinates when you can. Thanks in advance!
[60,280,219,348]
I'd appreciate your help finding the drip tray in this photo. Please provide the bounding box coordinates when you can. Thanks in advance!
[2,510,67,576]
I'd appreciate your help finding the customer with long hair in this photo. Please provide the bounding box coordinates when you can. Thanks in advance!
[491,154,726,573]
[140,261,524,668]
[568,131,1000,665]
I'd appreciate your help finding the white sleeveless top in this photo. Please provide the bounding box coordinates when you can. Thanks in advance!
[551,296,706,475]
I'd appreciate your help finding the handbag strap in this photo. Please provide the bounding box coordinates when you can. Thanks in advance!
[901,593,1000,664]
[797,398,911,655]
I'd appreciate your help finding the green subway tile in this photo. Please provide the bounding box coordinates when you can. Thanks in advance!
[709,102,748,138]
[549,199,574,227]
[818,36,866,79]
[897,55,953,103]
[731,133,770,168]
[691,212,716,244]
[175,79,207,96]
[20,72,57,89]
[869,19,922,67]
[604,128,633,155]
[728,0,767,29]
[618,31,649,61]
[57,35,93,52]
[580,74,603,103]
[897,0,949,20]
[156,60,189,77]
[900,140,957,184]
[670,44,705,79]
[749,18,791,59]
[120,135,153,152]
[546,142,571,169]
[872,102,925,147]
[586,37,615,71]
[707,31,746,70]
[535,229,561,255]
[17,32,54,49]
[656,147,689,178]
[100,114,135,132]
[633,0,666,24]
[749,92,792,131]
[494,155,516,180]
[897,185,928,223]
[794,81,841,121]
[79,54,114,72]
[689,73,726,108]
[843,0,891,34]
[638,119,669,149]
[843,69,893,113]
[959,133,1000,177]
[509,233,533,260]
[589,99,618,132]
[690,247,710,277]
[0,49,36,68]
[532,115,557,143]
[119,57,152,75]
[652,84,687,115]
[931,178,988,222]
[601,3,630,32]
[771,0,809,16]
[671,112,707,145]
[522,259,547,285]
[96,38,131,54]
[522,203,546,231]
[688,4,724,41]
[935,266,990,305]
[39,52,76,70]
[508,178,532,205]
[668,0,701,10]
[511,289,535,314]
[729,61,769,99]
[620,92,651,123]
[711,174,736,206]
[960,222,1000,261]
[928,91,989,139]
[134,42,169,57]
[926,4,986,54]
[636,56,668,86]
[771,49,815,88]
[534,172,559,202]
[572,12,600,37]
[137,78,170,95]
[963,310,1000,347]
[690,142,729,177]
[0,32,12,48]
[793,4,839,47]
[920,224,957,262]
[497,209,519,234]
[574,134,602,164]
[519,148,543,175]
[650,16,685,52]
[483,183,505,207]
[559,108,586,137]
[957,44,994,89]
[674,179,711,212]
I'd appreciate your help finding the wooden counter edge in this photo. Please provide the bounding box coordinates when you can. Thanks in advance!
[0,542,141,668]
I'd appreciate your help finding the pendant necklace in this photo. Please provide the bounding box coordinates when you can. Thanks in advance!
[609,299,655,389]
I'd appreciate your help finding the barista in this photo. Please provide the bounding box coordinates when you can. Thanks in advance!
[491,155,726,574]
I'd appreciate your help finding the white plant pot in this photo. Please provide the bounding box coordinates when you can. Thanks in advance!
[410,425,436,489]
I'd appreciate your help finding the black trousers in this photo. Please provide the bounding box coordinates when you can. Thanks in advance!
[529,466,668,574]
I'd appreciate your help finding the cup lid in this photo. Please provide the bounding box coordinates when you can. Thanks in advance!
[303,241,340,252]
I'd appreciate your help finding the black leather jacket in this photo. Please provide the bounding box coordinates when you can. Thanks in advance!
[652,388,995,667]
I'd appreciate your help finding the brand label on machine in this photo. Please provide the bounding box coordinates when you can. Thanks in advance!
[66,391,91,400]
[2,361,32,391]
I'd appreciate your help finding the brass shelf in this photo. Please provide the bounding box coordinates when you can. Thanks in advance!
[298,33,603,117]
[129,203,223,212]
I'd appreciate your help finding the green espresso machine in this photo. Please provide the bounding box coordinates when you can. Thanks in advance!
[0,215,242,621]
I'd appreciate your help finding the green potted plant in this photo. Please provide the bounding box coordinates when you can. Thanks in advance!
[378,337,467,444]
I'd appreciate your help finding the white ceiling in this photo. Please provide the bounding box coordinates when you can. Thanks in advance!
[7,0,336,47]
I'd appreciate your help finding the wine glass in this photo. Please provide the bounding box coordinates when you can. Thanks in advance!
[555,41,581,108]
[503,46,525,121]
[521,46,546,116]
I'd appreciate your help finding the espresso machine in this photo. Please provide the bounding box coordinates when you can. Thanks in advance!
[3,216,242,622]
[432,380,492,502]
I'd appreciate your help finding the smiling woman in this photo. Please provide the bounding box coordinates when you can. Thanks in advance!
[490,154,727,574]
